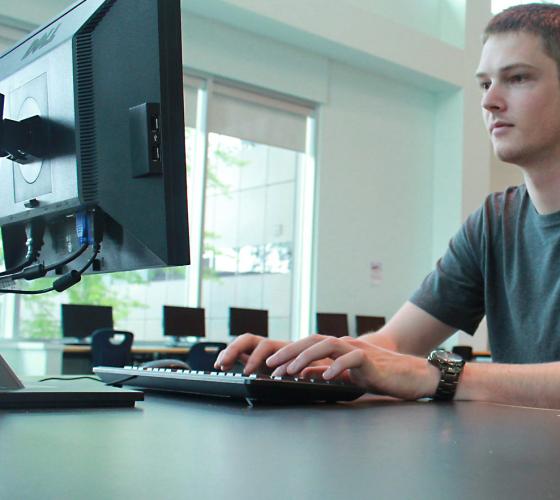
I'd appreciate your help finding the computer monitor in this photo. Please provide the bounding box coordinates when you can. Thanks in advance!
[163,306,205,342]
[0,0,189,406]
[316,313,349,338]
[0,0,189,286]
[355,315,386,335]
[61,303,113,340]
[229,307,268,338]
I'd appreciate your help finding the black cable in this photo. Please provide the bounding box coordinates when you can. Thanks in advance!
[44,242,88,273]
[0,257,32,277]
[0,285,55,295]
[38,376,103,383]
[38,373,139,386]
[77,243,99,274]
[1,243,89,282]
[0,244,100,295]
[0,220,44,277]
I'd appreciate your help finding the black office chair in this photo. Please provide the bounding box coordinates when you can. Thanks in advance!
[187,342,227,371]
[452,345,474,361]
[355,315,386,335]
[91,329,134,368]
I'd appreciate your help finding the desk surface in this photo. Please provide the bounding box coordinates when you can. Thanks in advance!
[1,388,559,500]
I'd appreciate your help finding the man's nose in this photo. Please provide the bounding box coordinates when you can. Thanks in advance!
[481,83,506,112]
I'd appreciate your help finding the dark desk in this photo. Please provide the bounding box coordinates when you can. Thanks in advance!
[0,389,558,499]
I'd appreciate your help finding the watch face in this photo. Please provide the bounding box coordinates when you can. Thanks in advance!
[434,349,464,363]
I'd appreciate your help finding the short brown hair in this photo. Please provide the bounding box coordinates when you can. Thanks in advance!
[484,3,560,71]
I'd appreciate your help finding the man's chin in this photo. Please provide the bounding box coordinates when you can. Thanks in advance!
[494,145,524,165]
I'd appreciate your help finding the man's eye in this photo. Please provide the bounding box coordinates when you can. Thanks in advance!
[509,74,527,83]
[479,81,491,91]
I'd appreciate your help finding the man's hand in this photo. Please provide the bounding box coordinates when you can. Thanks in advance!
[267,335,441,400]
[214,333,289,374]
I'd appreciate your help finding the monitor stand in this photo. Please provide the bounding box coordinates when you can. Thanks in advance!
[0,354,25,390]
[166,336,190,347]
[0,354,143,409]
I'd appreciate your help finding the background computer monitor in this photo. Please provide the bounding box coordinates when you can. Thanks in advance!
[61,303,113,339]
[0,0,189,282]
[229,307,268,338]
[355,315,386,335]
[316,313,349,338]
[163,306,205,340]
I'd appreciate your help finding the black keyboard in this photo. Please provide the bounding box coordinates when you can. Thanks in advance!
[93,365,365,405]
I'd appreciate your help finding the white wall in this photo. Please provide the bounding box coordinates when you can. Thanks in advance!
[314,60,436,320]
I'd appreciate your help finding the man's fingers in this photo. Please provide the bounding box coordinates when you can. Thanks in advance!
[322,349,368,380]
[286,337,355,374]
[266,335,326,368]
[214,334,261,369]
[243,340,286,374]
[300,366,330,379]
[271,362,291,377]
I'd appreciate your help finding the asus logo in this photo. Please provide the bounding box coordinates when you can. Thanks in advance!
[22,24,60,60]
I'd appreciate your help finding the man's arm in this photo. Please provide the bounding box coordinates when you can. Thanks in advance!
[358,301,456,356]
[216,301,456,377]
[381,304,560,408]
[457,362,560,408]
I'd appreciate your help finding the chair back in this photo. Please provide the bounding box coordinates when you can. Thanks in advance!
[187,342,227,371]
[91,329,134,368]
[452,345,473,362]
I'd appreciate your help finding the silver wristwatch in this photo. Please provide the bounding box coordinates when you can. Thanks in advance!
[427,349,466,401]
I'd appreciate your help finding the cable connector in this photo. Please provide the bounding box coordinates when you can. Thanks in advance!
[19,264,46,281]
[53,270,81,292]
[75,211,89,246]
[24,219,45,261]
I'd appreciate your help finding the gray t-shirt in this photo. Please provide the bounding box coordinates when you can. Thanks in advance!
[410,185,560,363]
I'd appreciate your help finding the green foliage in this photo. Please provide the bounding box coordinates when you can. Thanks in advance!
[64,272,147,324]
[20,280,60,339]
[19,272,148,339]
[147,266,187,282]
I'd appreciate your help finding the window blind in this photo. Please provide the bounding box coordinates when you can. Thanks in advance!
[208,82,313,153]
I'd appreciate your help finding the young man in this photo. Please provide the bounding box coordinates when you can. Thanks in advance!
[216,3,560,409]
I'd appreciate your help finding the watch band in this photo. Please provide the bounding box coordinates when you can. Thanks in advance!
[428,349,465,401]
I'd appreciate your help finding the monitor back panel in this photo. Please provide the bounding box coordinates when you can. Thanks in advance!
[163,306,205,338]
[355,315,386,335]
[229,307,268,337]
[316,313,349,338]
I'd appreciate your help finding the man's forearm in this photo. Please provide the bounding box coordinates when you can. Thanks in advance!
[456,361,560,409]
[360,331,400,352]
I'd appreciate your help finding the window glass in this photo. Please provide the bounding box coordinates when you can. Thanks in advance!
[202,132,305,341]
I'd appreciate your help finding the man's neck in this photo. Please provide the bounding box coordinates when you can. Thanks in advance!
[523,164,560,215]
